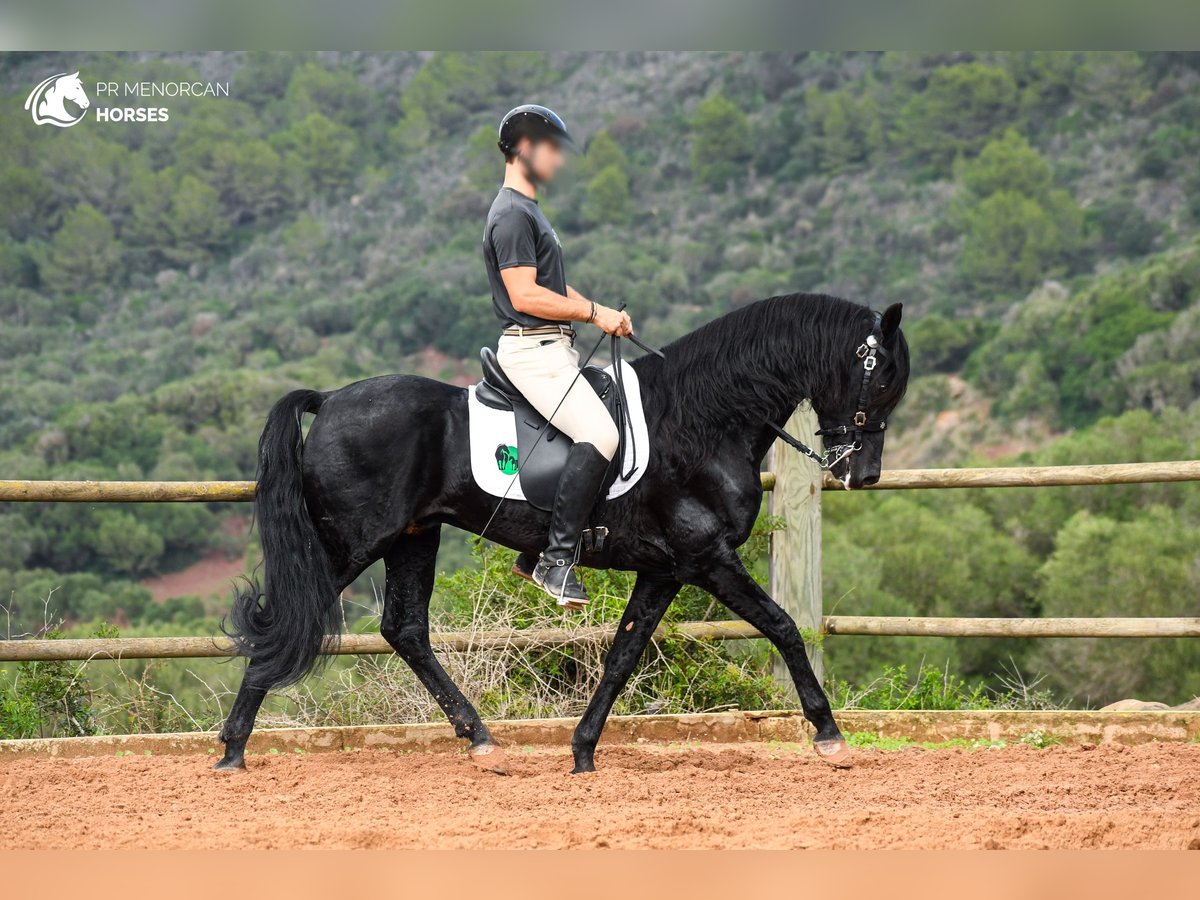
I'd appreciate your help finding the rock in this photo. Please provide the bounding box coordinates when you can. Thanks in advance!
[1099,699,1171,712]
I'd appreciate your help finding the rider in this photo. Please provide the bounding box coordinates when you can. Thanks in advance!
[483,104,634,608]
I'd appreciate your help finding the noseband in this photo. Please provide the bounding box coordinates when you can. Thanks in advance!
[768,315,888,471]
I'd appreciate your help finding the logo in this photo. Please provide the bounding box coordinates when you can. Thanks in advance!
[25,72,90,127]
[495,444,519,475]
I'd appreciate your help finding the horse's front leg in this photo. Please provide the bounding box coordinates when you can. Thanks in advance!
[571,573,680,773]
[687,550,851,768]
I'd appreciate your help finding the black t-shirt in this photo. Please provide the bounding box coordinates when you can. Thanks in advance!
[483,187,567,328]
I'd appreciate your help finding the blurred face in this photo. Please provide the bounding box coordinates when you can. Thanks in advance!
[515,137,566,183]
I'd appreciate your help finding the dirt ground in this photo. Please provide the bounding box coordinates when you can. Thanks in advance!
[3,741,1198,849]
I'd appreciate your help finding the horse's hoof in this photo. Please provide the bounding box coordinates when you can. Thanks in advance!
[469,743,509,775]
[212,756,246,772]
[570,753,596,774]
[813,737,853,768]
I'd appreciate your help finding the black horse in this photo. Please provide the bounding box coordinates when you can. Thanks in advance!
[216,293,908,773]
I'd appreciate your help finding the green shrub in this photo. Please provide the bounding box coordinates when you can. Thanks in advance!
[0,629,97,739]
[830,663,993,710]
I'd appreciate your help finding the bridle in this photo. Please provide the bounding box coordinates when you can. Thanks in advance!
[768,314,889,471]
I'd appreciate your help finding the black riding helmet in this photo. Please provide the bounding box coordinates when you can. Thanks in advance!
[497,104,578,156]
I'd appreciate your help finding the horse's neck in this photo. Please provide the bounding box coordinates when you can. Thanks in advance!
[643,322,842,439]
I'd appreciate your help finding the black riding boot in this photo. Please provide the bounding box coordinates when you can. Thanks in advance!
[532,441,610,608]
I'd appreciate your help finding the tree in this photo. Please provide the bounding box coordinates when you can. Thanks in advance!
[162,175,228,265]
[209,139,289,222]
[983,408,1198,558]
[271,112,359,196]
[232,51,306,109]
[901,62,1019,174]
[955,131,1084,294]
[462,124,501,193]
[35,204,121,294]
[400,52,551,135]
[816,93,856,174]
[1031,507,1200,704]
[123,168,228,268]
[0,514,36,571]
[584,164,633,225]
[955,129,1052,199]
[904,313,981,373]
[0,166,52,240]
[960,191,1065,291]
[690,93,752,187]
[580,130,629,179]
[1116,305,1200,413]
[91,510,165,575]
[823,492,1038,684]
[284,61,377,130]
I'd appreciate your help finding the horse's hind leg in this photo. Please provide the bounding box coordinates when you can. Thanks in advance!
[216,560,362,771]
[380,526,505,774]
[214,663,269,770]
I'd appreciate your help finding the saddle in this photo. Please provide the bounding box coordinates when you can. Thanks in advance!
[475,347,625,511]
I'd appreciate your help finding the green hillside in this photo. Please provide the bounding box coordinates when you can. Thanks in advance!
[1,52,1199,719]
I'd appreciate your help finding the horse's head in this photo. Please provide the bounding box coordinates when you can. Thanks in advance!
[816,302,908,490]
[57,72,89,110]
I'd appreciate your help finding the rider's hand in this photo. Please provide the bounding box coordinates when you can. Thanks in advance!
[593,304,633,337]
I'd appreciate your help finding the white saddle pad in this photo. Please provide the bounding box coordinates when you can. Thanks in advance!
[468,360,649,504]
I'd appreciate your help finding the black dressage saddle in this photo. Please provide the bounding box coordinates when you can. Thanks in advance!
[475,346,624,511]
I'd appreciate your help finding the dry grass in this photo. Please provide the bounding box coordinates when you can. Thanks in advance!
[257,575,770,729]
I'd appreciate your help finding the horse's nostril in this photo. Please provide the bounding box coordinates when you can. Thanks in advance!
[862,474,880,486]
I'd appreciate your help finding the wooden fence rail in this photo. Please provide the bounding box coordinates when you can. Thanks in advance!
[1,459,1196,674]
[3,460,1200,503]
[4,617,1199,662]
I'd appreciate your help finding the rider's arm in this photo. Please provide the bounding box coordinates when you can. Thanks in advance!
[502,268,631,335]
[501,266,591,322]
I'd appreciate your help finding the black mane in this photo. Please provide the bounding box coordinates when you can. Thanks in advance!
[634,292,906,466]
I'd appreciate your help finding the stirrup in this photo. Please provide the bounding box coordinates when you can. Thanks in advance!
[532,554,589,608]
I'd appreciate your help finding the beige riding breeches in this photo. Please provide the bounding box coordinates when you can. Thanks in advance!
[495,334,619,461]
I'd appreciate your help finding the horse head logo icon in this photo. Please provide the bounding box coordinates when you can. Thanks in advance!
[24,72,90,127]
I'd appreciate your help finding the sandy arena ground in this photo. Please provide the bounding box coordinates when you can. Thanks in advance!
[3,741,1199,849]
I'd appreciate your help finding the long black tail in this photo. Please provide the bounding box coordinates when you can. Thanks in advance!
[225,389,340,690]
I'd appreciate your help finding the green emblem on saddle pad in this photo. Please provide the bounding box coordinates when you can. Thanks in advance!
[495,444,519,475]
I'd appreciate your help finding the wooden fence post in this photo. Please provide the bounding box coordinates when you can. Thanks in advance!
[768,403,824,698]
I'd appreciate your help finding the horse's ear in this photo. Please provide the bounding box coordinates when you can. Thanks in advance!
[880,303,903,343]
